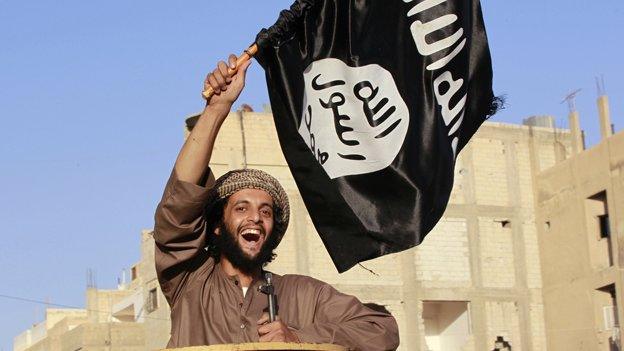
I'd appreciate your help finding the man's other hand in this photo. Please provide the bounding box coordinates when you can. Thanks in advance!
[257,313,300,343]
[204,54,252,109]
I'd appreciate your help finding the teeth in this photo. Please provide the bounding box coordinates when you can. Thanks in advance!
[241,229,261,235]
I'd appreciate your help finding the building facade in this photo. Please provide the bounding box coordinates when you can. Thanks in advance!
[14,289,146,351]
[535,96,623,350]
[178,111,570,350]
[19,102,620,350]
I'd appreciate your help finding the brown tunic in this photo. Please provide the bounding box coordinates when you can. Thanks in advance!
[154,170,399,351]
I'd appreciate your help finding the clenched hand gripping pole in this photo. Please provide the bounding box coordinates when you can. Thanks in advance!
[201,44,258,100]
[200,0,314,101]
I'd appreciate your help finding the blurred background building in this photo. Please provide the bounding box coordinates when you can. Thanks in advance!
[14,93,621,351]
[535,92,623,350]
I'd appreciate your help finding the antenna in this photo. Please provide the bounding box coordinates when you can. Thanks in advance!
[561,89,582,113]
[596,75,606,96]
[86,268,97,288]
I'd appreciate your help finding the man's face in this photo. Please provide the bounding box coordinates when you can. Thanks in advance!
[217,188,275,263]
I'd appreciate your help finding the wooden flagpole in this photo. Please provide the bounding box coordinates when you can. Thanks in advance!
[202,44,259,100]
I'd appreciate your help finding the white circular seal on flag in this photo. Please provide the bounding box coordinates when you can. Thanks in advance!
[299,58,409,179]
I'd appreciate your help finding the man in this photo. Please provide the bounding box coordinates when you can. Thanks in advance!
[154,55,400,350]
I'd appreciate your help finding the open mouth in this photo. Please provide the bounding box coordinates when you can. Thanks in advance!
[240,228,262,243]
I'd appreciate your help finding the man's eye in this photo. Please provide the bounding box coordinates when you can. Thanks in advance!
[236,207,246,212]
[261,209,273,216]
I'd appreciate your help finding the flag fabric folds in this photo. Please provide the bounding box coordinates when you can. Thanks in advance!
[255,0,497,273]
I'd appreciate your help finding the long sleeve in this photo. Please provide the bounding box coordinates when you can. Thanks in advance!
[153,168,215,306]
[291,279,400,351]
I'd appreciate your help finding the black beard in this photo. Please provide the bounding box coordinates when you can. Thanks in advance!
[215,222,278,275]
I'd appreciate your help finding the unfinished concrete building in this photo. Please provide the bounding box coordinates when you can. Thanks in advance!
[177,110,572,350]
[13,289,146,351]
[14,92,619,350]
[535,93,623,350]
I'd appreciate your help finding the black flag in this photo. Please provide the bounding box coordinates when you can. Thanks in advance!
[255,0,498,272]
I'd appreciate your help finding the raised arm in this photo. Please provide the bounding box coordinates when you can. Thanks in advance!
[153,55,252,305]
[176,55,252,184]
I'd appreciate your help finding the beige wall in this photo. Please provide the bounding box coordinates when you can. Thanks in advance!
[15,110,590,351]
[173,113,571,350]
[536,130,624,350]
[15,289,147,351]
[137,230,172,350]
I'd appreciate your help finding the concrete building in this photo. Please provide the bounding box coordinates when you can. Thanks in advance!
[14,94,618,350]
[535,94,623,350]
[176,110,571,350]
[15,113,570,351]
[13,230,172,351]
[14,289,146,351]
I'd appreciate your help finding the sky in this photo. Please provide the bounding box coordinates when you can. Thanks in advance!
[0,0,622,349]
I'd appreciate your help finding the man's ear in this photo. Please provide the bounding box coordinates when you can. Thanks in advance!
[213,224,221,236]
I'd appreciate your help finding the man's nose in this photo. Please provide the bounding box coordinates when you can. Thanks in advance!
[247,208,262,223]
